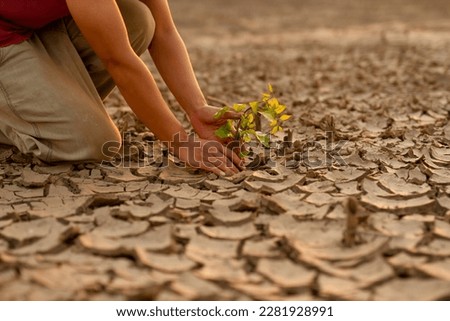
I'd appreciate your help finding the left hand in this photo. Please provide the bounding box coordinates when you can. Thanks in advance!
[189,105,241,144]
[171,134,242,176]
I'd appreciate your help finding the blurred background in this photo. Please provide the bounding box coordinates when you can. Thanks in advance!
[115,0,450,131]
[161,0,450,106]
[171,0,450,36]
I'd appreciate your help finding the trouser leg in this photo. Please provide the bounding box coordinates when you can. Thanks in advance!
[0,0,155,161]
[0,22,121,162]
[0,129,11,145]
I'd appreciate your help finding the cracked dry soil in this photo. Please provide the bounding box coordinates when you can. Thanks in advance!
[1,0,450,300]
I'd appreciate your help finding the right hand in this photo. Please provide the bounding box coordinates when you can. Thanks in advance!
[172,135,243,176]
[189,105,241,144]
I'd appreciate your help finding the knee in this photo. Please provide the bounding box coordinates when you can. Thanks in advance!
[55,123,122,162]
[82,125,122,162]
[117,0,155,55]
[5,123,122,163]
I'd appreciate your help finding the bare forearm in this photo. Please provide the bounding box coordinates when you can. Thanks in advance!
[65,0,241,174]
[66,0,187,144]
[149,29,207,117]
[107,56,187,143]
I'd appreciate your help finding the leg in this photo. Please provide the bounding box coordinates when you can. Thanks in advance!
[0,21,121,162]
[65,0,155,99]
[0,130,11,145]
[0,0,155,162]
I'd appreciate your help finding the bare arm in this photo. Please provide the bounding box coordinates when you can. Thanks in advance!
[140,0,243,149]
[67,0,185,144]
[140,0,206,118]
[65,0,241,175]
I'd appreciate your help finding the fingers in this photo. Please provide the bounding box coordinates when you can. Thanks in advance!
[201,157,234,176]
[201,162,226,177]
[178,136,244,176]
[205,143,240,175]
[206,144,239,176]
[223,110,242,120]
[224,144,245,170]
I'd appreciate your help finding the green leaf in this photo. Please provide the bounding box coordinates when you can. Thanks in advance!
[263,102,278,118]
[279,114,292,121]
[268,97,280,108]
[214,106,230,119]
[249,101,259,114]
[271,126,282,135]
[256,133,270,147]
[241,113,257,130]
[240,129,255,143]
[247,113,255,124]
[275,104,286,114]
[259,110,276,122]
[241,129,256,138]
[233,103,247,112]
[243,134,252,143]
[239,150,250,158]
[262,93,271,102]
[215,120,234,139]
[213,84,288,153]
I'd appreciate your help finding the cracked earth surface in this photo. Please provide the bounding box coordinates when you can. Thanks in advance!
[1,0,450,300]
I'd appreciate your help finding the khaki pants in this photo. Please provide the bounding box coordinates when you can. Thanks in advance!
[0,0,155,162]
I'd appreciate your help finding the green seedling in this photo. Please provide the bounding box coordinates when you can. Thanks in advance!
[214,84,292,157]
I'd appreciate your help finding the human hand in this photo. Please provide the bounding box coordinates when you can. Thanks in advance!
[171,134,243,176]
[189,105,241,143]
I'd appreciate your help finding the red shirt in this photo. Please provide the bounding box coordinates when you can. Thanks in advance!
[0,0,70,47]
